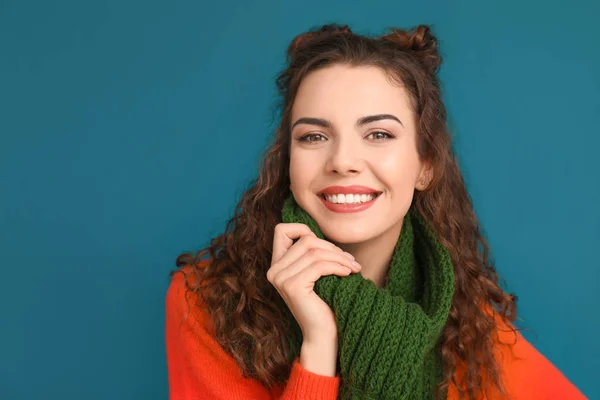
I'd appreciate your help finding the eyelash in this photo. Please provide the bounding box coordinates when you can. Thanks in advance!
[297,131,395,143]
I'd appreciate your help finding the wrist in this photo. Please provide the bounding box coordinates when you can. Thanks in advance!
[299,335,338,377]
[302,324,337,344]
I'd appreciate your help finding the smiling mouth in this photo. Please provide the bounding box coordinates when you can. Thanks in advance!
[319,192,382,204]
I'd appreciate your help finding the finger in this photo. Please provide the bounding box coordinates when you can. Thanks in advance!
[273,233,346,272]
[271,223,315,264]
[284,260,353,293]
[274,248,360,285]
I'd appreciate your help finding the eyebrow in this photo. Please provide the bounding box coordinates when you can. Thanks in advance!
[291,114,404,130]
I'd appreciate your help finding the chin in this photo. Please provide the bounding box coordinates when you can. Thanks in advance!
[319,225,376,244]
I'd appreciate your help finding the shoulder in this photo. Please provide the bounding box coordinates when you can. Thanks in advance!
[165,261,212,332]
[166,264,201,306]
[491,311,585,398]
[164,260,283,398]
[167,260,211,295]
[448,304,585,399]
[484,305,584,399]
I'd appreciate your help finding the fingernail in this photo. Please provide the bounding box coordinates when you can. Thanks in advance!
[344,252,355,260]
[352,261,362,269]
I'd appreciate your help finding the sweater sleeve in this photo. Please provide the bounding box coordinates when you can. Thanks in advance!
[165,268,340,400]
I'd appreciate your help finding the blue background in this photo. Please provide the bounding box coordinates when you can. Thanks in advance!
[1,0,597,398]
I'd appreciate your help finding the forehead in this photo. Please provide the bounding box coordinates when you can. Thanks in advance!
[291,64,413,123]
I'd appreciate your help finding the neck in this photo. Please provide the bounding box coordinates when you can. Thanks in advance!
[333,218,404,289]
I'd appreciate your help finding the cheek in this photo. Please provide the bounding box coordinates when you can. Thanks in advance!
[289,150,318,192]
[373,148,422,189]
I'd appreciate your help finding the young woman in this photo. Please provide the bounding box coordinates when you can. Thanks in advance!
[165,24,586,399]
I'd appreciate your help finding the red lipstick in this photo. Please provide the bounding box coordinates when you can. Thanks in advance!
[319,185,380,195]
[317,185,381,214]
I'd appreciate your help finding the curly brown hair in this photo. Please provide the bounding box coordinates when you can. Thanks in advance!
[173,24,520,399]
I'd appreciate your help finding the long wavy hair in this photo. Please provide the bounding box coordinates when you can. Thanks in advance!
[173,24,519,399]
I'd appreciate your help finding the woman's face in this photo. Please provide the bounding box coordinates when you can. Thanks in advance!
[289,64,430,244]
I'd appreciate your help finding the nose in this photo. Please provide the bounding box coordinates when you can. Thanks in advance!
[325,137,364,176]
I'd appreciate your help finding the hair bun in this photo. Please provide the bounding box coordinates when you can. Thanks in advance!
[380,25,442,75]
[287,24,353,60]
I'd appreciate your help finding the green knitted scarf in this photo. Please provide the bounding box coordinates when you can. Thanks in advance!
[281,195,455,400]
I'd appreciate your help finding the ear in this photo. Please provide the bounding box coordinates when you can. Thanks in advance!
[416,161,433,191]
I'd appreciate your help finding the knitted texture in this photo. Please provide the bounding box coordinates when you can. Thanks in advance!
[281,195,455,400]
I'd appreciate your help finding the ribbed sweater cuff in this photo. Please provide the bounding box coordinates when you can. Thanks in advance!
[285,357,340,399]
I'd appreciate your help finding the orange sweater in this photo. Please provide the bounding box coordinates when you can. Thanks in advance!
[165,267,586,399]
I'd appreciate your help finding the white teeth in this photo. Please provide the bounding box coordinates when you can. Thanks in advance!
[324,193,377,204]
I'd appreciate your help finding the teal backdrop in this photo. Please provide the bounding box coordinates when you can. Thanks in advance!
[1,0,598,398]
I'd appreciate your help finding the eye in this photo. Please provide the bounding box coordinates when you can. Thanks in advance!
[366,131,395,141]
[298,133,327,143]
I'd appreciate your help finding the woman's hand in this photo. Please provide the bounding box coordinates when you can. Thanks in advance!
[267,223,362,343]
